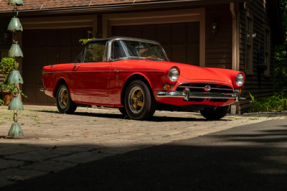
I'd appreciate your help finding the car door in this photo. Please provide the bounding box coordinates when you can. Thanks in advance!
[73,41,111,103]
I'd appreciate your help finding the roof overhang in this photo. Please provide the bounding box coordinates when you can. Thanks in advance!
[0,0,250,15]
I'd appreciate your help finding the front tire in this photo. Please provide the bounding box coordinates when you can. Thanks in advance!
[119,107,127,116]
[56,83,77,114]
[200,106,229,120]
[124,80,156,120]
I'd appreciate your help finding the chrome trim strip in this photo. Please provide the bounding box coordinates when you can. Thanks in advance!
[177,86,232,91]
[157,91,246,102]
[43,70,165,74]
[176,82,234,91]
[111,70,165,73]
[43,71,111,73]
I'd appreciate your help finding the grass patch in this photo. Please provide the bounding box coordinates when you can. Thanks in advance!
[248,117,259,120]
[36,122,53,124]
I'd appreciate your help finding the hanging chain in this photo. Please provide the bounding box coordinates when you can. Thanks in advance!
[13,111,18,123]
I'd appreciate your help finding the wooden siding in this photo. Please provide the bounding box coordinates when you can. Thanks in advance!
[238,0,275,112]
[0,16,10,84]
[205,5,232,69]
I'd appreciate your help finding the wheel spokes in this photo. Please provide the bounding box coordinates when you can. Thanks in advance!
[137,101,143,107]
[133,102,138,110]
[137,91,143,98]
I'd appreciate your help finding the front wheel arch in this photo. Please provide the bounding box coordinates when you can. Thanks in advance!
[121,74,154,107]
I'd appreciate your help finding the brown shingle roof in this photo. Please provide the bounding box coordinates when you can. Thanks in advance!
[0,0,154,13]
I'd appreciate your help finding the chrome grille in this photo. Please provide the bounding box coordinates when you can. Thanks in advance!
[176,83,233,93]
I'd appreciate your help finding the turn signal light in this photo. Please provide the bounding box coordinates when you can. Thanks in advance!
[163,84,172,91]
[235,88,242,93]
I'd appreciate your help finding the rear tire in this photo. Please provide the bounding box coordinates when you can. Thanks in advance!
[200,106,229,120]
[124,80,156,120]
[56,83,77,114]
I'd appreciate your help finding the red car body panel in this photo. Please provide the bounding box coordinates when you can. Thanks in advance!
[42,59,245,108]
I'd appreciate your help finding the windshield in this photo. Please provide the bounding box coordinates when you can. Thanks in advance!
[112,40,168,61]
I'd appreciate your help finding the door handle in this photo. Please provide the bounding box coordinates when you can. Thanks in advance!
[114,69,123,73]
[74,64,81,67]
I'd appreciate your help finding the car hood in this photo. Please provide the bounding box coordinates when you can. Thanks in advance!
[152,61,231,83]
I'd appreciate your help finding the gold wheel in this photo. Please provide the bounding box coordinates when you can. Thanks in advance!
[128,86,145,114]
[58,87,69,109]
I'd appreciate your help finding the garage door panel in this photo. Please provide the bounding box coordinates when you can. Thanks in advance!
[112,22,199,65]
[59,29,71,47]
[22,31,35,47]
[35,84,46,103]
[47,48,59,65]
[23,28,92,105]
[157,25,171,44]
[22,48,35,66]
[59,48,72,64]
[187,46,199,66]
[172,24,186,44]
[112,26,128,37]
[35,68,43,84]
[162,46,171,60]
[23,67,35,84]
[46,30,58,47]
[128,26,142,38]
[72,28,85,46]
[187,22,200,43]
[22,85,35,103]
[142,26,156,41]
[171,46,186,64]
[47,96,55,103]
[35,48,47,67]
[34,30,46,47]
[72,47,84,61]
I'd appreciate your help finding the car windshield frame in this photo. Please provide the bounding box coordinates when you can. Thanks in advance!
[107,38,169,62]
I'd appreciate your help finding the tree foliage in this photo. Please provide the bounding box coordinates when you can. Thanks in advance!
[275,0,287,96]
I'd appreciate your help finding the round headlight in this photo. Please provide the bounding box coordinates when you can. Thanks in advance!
[235,73,244,86]
[168,67,179,82]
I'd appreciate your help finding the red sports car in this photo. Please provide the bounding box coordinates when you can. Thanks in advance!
[42,37,245,120]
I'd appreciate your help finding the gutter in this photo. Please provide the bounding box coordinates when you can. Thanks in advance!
[0,0,250,16]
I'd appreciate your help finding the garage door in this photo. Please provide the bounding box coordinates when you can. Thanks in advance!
[112,22,199,65]
[22,28,91,105]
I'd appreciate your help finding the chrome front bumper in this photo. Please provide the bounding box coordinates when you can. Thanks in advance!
[157,88,246,102]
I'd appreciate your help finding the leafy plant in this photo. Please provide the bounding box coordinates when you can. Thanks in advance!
[79,38,95,45]
[249,93,287,112]
[0,83,27,98]
[0,57,17,84]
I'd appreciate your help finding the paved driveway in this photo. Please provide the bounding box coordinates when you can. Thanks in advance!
[0,105,286,187]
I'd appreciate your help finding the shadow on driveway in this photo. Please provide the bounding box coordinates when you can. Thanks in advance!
[2,120,287,191]
[36,110,229,122]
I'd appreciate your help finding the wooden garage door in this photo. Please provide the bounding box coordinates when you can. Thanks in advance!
[22,28,91,105]
[112,22,199,65]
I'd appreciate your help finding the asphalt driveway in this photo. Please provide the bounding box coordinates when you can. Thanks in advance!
[0,105,287,190]
[1,119,287,191]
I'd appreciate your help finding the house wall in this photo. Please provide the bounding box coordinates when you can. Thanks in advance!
[205,5,232,69]
[238,0,275,112]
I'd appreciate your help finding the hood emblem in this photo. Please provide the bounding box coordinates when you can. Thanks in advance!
[204,85,211,92]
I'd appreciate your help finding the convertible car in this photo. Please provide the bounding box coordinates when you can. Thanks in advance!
[41,37,245,120]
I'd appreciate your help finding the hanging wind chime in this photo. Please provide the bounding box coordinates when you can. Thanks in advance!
[7,0,24,137]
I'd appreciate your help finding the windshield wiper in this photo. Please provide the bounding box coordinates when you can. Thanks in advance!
[112,56,163,61]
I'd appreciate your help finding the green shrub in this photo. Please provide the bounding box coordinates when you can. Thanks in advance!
[249,93,287,112]
[0,57,17,84]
